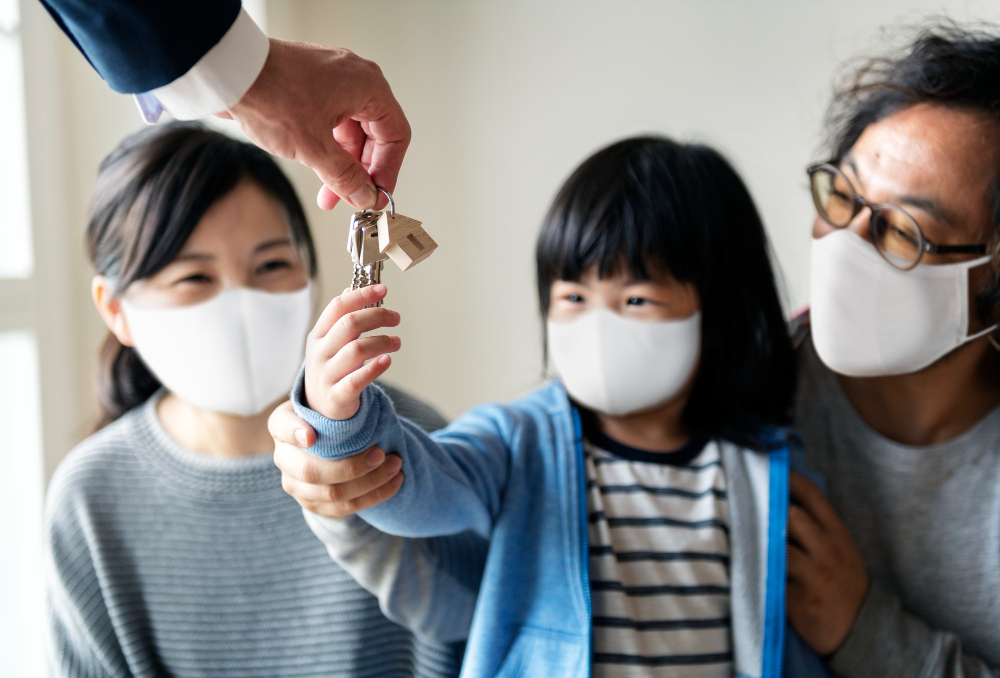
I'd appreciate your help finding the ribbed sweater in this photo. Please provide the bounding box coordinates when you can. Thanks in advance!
[43,387,462,678]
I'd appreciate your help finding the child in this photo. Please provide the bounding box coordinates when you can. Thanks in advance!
[289,136,823,677]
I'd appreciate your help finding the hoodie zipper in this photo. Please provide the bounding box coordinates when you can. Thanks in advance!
[571,406,592,676]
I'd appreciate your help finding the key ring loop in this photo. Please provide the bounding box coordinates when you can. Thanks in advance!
[376,187,395,218]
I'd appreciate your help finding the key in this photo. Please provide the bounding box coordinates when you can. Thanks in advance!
[347,210,388,308]
[345,188,435,308]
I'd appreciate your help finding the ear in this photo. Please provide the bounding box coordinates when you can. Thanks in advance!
[92,275,134,347]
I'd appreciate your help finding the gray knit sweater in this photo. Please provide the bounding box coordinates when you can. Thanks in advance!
[43,386,462,678]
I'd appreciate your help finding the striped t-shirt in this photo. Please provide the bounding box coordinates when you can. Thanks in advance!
[584,416,732,677]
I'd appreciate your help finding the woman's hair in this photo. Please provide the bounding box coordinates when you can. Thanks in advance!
[824,21,1000,327]
[536,136,795,450]
[87,121,317,431]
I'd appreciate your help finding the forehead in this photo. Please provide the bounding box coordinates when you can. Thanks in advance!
[849,103,999,206]
[179,179,291,254]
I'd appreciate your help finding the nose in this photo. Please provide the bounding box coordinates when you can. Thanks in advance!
[845,205,875,244]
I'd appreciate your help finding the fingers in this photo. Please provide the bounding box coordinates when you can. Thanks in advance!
[355,98,410,208]
[317,185,340,210]
[788,503,828,558]
[282,453,402,504]
[334,354,392,404]
[306,138,377,210]
[299,472,404,519]
[786,543,812,584]
[317,307,400,360]
[268,400,316,448]
[326,335,401,384]
[312,285,389,339]
[274,442,387,486]
[790,472,845,536]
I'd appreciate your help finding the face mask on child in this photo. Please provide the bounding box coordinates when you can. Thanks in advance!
[121,284,314,417]
[546,309,701,416]
[810,230,995,377]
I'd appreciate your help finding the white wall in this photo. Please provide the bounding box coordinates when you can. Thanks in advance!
[26,0,1000,479]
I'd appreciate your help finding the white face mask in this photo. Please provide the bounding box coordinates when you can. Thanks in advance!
[546,309,701,416]
[121,284,314,417]
[810,230,995,377]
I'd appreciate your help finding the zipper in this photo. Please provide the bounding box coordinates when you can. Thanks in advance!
[571,406,592,677]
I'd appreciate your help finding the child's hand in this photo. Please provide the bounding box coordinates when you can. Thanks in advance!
[304,284,401,421]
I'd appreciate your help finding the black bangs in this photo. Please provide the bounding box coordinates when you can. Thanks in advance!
[89,121,316,296]
[536,135,796,450]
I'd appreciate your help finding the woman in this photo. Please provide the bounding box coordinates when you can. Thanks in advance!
[43,122,463,677]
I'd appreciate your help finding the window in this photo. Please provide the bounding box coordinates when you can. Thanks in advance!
[0,0,46,674]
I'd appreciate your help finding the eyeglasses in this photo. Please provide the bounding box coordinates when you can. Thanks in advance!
[806,162,987,270]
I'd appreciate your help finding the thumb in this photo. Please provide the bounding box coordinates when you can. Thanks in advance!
[307,143,377,210]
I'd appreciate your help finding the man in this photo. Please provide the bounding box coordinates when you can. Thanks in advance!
[784,24,1000,677]
[271,22,1000,677]
[41,0,408,210]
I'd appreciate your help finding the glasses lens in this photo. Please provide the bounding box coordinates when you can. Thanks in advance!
[811,167,855,227]
[871,206,923,269]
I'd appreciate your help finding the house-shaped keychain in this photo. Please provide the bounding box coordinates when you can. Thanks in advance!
[377,211,437,271]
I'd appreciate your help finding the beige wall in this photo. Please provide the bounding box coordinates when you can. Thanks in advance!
[27,0,1000,480]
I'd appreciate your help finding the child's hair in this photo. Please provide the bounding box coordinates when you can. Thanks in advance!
[86,121,317,431]
[536,136,795,450]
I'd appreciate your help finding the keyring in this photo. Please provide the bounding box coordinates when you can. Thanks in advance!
[376,187,395,218]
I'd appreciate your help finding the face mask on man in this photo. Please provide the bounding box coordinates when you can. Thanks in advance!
[546,308,701,416]
[121,284,314,417]
[810,230,995,377]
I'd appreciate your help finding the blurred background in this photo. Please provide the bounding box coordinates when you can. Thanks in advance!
[3,0,1000,672]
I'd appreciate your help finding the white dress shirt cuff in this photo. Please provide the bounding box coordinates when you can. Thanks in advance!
[147,7,270,120]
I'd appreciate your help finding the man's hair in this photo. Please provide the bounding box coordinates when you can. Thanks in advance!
[826,21,1000,325]
[535,136,796,450]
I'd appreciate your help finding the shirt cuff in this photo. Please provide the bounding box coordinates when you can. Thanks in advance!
[149,7,270,120]
[290,366,387,460]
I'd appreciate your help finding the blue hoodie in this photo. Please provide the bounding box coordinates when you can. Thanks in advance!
[293,377,827,678]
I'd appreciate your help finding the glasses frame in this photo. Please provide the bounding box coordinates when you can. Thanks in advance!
[807,162,988,270]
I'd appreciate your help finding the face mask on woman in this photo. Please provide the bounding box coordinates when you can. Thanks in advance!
[810,230,996,376]
[546,309,701,416]
[121,284,314,417]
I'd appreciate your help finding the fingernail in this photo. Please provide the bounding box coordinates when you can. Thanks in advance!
[373,284,386,296]
[367,448,385,468]
[378,355,391,366]
[390,311,400,323]
[349,184,376,209]
[294,429,308,446]
[391,472,404,487]
[386,455,402,474]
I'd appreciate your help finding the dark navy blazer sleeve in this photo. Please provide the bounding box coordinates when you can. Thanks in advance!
[38,0,241,93]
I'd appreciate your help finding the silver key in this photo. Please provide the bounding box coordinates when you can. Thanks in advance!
[348,209,389,308]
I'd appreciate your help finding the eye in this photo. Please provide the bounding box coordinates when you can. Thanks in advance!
[174,273,212,286]
[566,293,585,303]
[257,259,292,274]
[627,296,651,306]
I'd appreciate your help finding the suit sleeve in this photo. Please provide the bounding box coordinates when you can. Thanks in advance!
[38,0,241,93]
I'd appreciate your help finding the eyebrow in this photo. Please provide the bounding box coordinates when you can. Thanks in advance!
[172,238,294,263]
[843,155,956,226]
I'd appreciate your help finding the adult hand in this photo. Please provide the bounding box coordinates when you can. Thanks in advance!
[269,401,404,519]
[786,472,870,656]
[226,39,410,211]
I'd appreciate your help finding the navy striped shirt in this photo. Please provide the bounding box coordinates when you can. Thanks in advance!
[584,421,732,677]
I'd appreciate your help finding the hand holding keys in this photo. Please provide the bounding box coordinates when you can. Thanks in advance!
[347,189,436,307]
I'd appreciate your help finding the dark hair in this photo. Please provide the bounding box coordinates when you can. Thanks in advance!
[536,136,795,450]
[825,20,1000,326]
[87,122,317,431]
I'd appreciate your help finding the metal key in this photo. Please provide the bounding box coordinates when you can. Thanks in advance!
[347,209,389,307]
